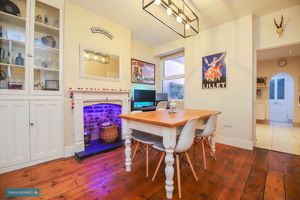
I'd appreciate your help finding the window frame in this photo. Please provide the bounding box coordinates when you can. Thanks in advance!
[161,53,185,100]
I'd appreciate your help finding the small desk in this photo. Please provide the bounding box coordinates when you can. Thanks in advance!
[119,109,221,199]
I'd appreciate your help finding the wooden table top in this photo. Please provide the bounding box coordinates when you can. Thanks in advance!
[119,109,221,128]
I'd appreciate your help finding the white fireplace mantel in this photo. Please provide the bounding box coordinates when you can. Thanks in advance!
[71,90,130,153]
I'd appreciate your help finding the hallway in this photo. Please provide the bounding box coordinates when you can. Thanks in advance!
[256,122,300,155]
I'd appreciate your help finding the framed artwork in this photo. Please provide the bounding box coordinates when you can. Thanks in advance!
[131,58,155,85]
[202,52,226,89]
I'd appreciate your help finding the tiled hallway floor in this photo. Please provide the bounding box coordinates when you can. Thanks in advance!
[256,122,300,155]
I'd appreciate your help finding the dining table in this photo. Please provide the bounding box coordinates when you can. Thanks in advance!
[119,109,221,199]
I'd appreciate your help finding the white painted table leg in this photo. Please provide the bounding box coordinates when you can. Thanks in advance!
[125,128,132,172]
[162,127,176,199]
[165,147,174,199]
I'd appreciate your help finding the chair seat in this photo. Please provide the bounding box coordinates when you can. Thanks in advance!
[132,130,161,145]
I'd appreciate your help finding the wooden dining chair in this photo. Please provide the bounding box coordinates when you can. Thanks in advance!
[156,101,168,110]
[151,118,199,198]
[130,110,161,177]
[194,114,218,170]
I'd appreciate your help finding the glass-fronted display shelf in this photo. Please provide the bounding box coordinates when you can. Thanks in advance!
[0,0,62,94]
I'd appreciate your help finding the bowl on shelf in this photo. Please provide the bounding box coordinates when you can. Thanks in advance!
[41,35,56,48]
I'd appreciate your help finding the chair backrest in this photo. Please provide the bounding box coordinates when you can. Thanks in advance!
[175,118,198,153]
[131,110,143,114]
[199,114,218,137]
[156,101,168,110]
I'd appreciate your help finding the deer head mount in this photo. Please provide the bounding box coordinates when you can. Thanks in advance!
[274,15,284,38]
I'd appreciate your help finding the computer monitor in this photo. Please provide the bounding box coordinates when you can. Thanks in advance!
[134,89,156,102]
[156,93,168,101]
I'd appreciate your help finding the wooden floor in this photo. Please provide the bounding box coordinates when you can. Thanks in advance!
[1,143,300,200]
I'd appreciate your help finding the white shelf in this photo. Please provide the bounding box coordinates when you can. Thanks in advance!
[34,45,59,53]
[0,11,26,27]
[34,66,59,72]
[0,63,25,68]
[35,21,59,36]
[0,37,25,46]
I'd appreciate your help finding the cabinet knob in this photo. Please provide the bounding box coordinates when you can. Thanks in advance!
[30,123,34,126]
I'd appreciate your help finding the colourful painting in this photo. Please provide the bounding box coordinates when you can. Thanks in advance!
[131,59,155,85]
[202,52,226,89]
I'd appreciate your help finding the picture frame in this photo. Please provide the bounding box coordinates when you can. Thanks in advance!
[45,80,59,91]
[202,52,227,89]
[131,58,155,85]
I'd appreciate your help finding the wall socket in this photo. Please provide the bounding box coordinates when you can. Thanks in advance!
[223,122,233,128]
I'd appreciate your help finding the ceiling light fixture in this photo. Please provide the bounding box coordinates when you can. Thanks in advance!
[143,0,199,38]
[289,49,293,54]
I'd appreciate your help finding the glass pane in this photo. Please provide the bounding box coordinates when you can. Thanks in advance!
[0,0,27,90]
[164,56,184,77]
[269,79,275,99]
[277,78,285,100]
[162,78,184,99]
[33,1,60,91]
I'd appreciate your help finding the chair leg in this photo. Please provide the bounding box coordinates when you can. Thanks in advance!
[152,152,165,181]
[131,142,140,162]
[201,139,207,170]
[146,144,149,177]
[184,152,198,181]
[176,154,182,198]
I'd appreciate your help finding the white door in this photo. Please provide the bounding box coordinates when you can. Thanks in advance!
[269,75,293,122]
[30,100,63,160]
[0,101,30,168]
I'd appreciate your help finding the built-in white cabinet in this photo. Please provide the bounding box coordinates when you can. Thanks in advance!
[0,101,30,168]
[0,0,64,173]
[0,0,64,95]
[30,100,63,160]
[0,100,63,170]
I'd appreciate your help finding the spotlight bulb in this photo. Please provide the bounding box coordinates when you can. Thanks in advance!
[167,7,172,15]
[176,16,182,23]
[185,23,190,30]
[154,0,161,5]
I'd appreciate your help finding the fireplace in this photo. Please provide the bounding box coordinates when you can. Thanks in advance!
[70,89,130,159]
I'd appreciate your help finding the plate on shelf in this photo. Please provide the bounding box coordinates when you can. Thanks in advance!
[0,0,21,16]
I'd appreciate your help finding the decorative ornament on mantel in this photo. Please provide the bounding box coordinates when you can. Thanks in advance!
[69,87,130,111]
[274,15,285,38]
[143,0,199,38]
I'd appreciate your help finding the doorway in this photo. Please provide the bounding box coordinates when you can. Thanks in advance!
[269,73,294,123]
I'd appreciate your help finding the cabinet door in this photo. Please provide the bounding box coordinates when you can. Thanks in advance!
[30,100,63,160]
[0,101,30,168]
[30,0,63,95]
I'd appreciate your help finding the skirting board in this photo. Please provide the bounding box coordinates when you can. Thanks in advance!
[216,135,253,150]
[0,153,63,174]
[64,145,75,158]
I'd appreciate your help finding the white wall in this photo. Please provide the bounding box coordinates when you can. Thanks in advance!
[154,15,254,150]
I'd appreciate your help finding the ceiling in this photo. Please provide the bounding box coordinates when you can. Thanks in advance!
[69,0,300,47]
[257,43,300,61]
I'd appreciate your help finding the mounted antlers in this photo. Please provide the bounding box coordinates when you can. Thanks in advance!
[274,15,284,38]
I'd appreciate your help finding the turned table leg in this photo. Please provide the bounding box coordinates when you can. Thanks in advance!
[125,129,132,171]
[165,147,175,199]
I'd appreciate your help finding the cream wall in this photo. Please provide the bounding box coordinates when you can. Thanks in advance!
[154,15,254,149]
[63,3,160,148]
[254,5,300,50]
[131,39,161,93]
[64,2,131,146]
[257,56,300,123]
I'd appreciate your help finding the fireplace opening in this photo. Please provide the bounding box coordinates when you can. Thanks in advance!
[75,103,124,160]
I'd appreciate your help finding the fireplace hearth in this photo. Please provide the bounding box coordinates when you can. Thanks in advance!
[75,103,124,160]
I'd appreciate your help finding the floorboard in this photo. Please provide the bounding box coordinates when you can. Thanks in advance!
[1,144,300,200]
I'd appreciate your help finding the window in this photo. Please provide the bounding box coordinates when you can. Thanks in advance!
[162,55,185,100]
[269,77,285,100]
[270,79,275,100]
[277,78,285,99]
